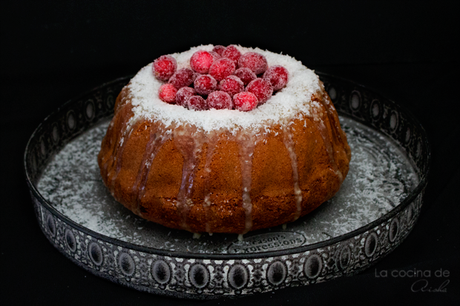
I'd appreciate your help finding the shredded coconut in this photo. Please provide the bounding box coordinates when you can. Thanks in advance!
[37,117,419,252]
[128,45,320,133]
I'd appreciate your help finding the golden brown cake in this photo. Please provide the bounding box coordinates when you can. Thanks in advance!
[98,45,351,234]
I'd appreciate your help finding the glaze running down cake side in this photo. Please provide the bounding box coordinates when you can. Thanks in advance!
[98,45,351,234]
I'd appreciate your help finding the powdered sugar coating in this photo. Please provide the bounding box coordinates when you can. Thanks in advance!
[128,45,321,133]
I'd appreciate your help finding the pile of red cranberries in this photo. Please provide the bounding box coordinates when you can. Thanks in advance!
[153,45,289,112]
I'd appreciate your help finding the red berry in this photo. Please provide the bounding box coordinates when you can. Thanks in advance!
[263,65,289,91]
[212,45,226,56]
[209,58,236,81]
[234,67,257,86]
[219,75,244,96]
[222,45,242,64]
[191,71,200,82]
[246,78,273,104]
[207,91,233,110]
[210,51,222,60]
[187,95,208,111]
[238,52,268,75]
[233,92,259,111]
[190,50,215,74]
[158,83,177,103]
[194,74,217,95]
[168,68,195,89]
[175,87,196,107]
[153,55,177,81]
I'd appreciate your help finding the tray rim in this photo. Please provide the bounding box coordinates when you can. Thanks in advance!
[24,72,431,260]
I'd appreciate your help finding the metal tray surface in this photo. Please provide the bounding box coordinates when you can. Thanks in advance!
[24,73,430,299]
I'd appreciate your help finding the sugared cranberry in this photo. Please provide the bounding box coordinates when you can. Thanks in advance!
[207,91,233,110]
[246,78,273,104]
[219,75,244,96]
[234,67,257,86]
[156,47,289,111]
[210,51,222,60]
[187,95,208,111]
[212,45,226,56]
[153,55,177,81]
[168,68,195,89]
[222,45,242,64]
[233,92,259,112]
[191,71,200,82]
[158,83,177,103]
[175,87,196,107]
[190,50,215,74]
[209,58,236,81]
[194,74,217,95]
[263,65,289,91]
[238,52,268,75]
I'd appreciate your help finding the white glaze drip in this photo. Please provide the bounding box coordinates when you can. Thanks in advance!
[202,136,219,233]
[282,121,303,221]
[318,85,347,182]
[237,133,256,234]
[132,128,169,216]
[314,116,342,183]
[174,128,205,231]
[108,117,136,189]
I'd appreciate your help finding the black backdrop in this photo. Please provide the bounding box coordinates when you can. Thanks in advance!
[2,1,459,305]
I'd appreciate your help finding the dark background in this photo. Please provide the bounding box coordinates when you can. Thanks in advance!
[2,1,459,305]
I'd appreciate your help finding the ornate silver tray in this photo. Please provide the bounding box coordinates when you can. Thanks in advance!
[24,73,430,299]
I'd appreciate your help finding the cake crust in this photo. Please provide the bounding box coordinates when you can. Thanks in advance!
[98,46,351,234]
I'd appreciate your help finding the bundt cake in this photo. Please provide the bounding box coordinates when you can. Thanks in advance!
[98,45,351,234]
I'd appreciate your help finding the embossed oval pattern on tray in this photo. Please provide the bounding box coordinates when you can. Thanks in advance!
[24,73,430,299]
